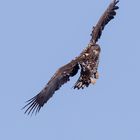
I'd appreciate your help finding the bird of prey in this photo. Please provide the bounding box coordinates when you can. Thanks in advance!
[23,0,119,115]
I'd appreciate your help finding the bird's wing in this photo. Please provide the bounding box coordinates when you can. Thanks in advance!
[22,60,79,115]
[91,0,119,43]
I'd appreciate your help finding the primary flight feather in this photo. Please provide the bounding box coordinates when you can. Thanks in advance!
[23,0,119,115]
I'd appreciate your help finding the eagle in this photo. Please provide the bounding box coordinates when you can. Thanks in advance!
[23,0,119,115]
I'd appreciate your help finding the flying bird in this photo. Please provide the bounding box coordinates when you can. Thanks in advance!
[23,0,119,115]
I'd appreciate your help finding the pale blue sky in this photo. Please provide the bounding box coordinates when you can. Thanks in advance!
[0,0,140,140]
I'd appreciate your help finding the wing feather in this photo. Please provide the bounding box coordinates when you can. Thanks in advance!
[22,0,119,116]
[22,60,79,115]
[91,0,119,43]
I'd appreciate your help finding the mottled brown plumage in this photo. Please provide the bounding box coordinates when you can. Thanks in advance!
[22,0,119,115]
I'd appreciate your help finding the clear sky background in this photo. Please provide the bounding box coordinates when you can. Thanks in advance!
[0,0,140,140]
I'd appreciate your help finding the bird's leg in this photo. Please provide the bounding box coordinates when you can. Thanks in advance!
[90,77,96,84]
[90,71,99,85]
[94,71,99,79]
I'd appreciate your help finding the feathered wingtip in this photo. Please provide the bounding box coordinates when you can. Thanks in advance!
[22,86,54,116]
[113,0,119,10]
[91,0,119,43]
[111,0,119,14]
[114,0,119,5]
[107,0,119,20]
[22,95,42,116]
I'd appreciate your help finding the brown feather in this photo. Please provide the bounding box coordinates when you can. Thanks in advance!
[91,0,119,43]
[22,61,79,115]
[22,0,119,115]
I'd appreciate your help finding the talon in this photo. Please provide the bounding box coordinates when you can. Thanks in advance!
[82,84,85,89]
[75,82,83,89]
[90,77,96,84]
[95,72,99,79]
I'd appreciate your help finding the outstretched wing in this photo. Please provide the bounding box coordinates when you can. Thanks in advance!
[22,60,79,115]
[91,0,119,43]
